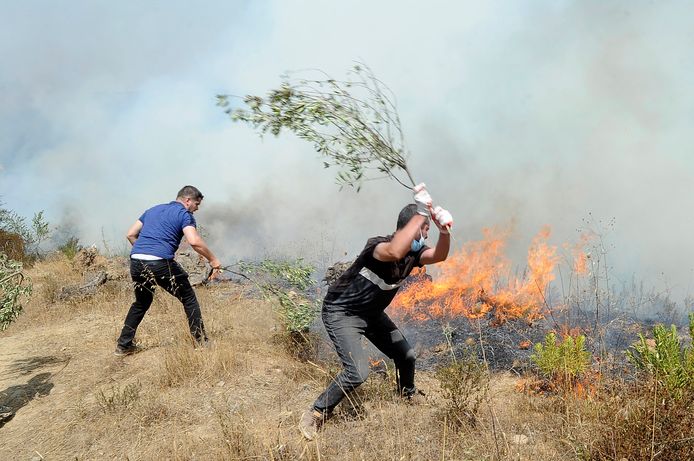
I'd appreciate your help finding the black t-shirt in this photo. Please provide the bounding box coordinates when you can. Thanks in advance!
[323,235,427,314]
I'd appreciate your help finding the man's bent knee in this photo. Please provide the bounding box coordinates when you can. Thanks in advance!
[396,348,416,368]
[344,362,370,387]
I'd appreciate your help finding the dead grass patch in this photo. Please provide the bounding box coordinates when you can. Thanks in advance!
[96,380,142,413]
[159,337,240,387]
[582,378,694,460]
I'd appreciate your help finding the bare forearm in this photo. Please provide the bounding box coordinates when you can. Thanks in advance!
[431,232,450,262]
[126,220,143,247]
[191,241,220,267]
[390,215,427,256]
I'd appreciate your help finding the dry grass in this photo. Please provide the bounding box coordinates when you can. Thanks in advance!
[1,255,692,460]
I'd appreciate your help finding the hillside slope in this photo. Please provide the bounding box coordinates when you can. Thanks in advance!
[1,256,578,460]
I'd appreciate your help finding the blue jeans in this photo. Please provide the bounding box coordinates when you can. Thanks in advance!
[117,259,207,348]
[313,306,416,413]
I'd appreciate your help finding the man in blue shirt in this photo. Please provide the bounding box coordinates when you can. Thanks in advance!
[114,185,222,356]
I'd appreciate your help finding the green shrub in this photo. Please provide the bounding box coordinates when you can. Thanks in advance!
[263,258,313,290]
[236,258,321,360]
[0,202,50,256]
[274,290,320,333]
[0,252,32,330]
[239,258,320,333]
[270,289,320,361]
[531,332,591,382]
[239,258,314,291]
[58,236,81,260]
[626,314,694,396]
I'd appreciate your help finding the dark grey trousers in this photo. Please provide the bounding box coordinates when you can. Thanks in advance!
[312,306,416,413]
[117,258,207,348]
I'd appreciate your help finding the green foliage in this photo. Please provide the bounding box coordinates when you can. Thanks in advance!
[627,316,694,396]
[31,211,50,248]
[218,64,415,191]
[0,201,51,255]
[58,236,81,260]
[0,252,32,330]
[273,290,320,333]
[435,350,487,428]
[239,258,320,333]
[531,332,591,381]
[241,258,314,291]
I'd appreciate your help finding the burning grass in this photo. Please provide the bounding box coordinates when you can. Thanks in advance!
[392,226,562,325]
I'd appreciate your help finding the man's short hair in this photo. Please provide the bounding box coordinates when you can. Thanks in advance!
[176,185,204,201]
[397,204,428,230]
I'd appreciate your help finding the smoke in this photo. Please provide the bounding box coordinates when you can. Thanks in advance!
[2,1,694,298]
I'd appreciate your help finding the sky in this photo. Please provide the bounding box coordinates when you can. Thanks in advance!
[1,1,694,299]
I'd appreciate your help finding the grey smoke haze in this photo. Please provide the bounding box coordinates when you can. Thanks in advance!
[2,1,694,298]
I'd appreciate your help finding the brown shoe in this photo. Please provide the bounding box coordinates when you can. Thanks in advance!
[299,408,325,440]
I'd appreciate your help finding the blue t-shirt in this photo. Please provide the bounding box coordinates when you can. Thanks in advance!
[131,201,196,259]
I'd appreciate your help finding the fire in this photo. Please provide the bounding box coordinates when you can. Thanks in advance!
[392,226,560,324]
[369,357,385,368]
[518,340,532,350]
[565,232,593,276]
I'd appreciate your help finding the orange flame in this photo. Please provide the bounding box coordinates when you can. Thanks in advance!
[564,232,593,276]
[369,357,384,368]
[392,226,559,325]
[518,340,532,350]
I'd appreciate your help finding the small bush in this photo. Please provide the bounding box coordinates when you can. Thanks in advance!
[274,290,320,333]
[435,351,487,428]
[0,252,32,330]
[58,236,81,260]
[263,258,314,289]
[238,258,320,333]
[531,332,591,388]
[626,314,694,396]
[0,202,50,257]
[96,382,141,413]
[239,257,315,291]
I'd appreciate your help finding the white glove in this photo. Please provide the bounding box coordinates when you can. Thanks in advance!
[413,183,432,217]
[432,206,453,234]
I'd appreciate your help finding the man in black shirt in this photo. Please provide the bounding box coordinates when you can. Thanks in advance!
[300,184,453,440]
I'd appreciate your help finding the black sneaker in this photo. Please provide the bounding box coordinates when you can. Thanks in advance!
[401,387,427,404]
[114,344,141,357]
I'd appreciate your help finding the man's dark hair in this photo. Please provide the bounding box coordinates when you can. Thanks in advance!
[176,185,204,201]
[397,204,428,229]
